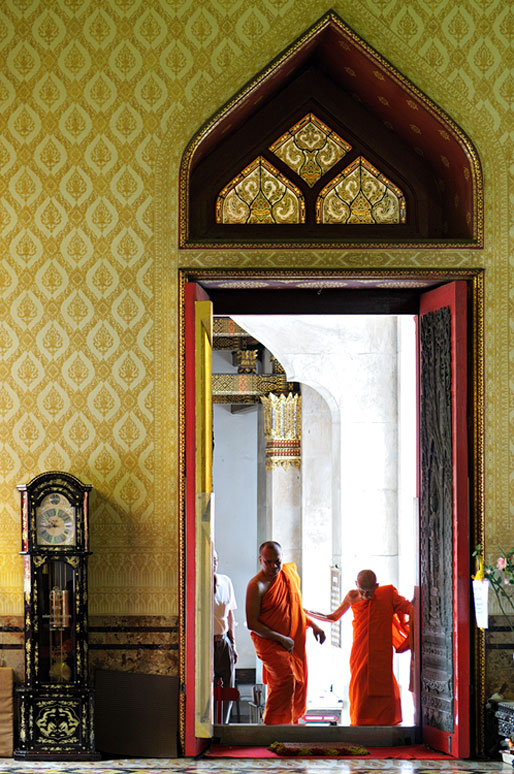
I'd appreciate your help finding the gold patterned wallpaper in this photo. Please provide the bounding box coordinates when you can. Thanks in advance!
[0,0,511,618]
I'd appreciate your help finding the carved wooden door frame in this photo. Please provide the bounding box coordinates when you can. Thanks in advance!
[179,268,485,757]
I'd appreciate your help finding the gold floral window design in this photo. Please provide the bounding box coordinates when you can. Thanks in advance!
[316,157,406,224]
[216,157,305,224]
[269,113,352,187]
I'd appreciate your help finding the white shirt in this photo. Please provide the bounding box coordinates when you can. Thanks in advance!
[214,573,237,636]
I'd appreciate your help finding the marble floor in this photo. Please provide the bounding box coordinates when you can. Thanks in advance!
[0,758,507,774]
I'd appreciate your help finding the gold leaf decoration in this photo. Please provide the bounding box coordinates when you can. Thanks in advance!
[217,156,305,224]
[317,157,406,224]
[269,114,351,187]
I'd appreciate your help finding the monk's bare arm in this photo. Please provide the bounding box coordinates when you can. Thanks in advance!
[304,609,332,622]
[304,589,359,623]
[330,589,358,619]
[304,616,326,644]
[245,577,294,651]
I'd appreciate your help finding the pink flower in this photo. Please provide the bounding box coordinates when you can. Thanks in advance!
[497,557,507,570]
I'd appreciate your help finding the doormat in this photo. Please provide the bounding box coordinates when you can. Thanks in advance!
[206,743,450,759]
[270,741,368,756]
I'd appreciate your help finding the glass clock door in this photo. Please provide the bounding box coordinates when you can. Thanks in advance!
[36,560,76,684]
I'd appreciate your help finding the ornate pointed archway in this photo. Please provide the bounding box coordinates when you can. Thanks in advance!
[180,11,482,249]
[177,10,484,759]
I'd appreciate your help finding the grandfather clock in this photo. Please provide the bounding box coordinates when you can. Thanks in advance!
[14,471,98,760]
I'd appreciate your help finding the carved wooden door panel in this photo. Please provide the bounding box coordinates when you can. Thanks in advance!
[184,282,214,755]
[419,281,469,757]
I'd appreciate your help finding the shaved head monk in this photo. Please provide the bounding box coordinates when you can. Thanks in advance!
[246,541,326,725]
[307,569,413,726]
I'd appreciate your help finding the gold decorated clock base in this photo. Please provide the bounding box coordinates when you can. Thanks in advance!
[14,688,100,761]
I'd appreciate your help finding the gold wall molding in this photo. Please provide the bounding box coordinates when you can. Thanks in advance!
[180,248,486,269]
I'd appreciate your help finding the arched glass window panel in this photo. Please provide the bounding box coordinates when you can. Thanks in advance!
[216,157,306,224]
[269,113,351,187]
[316,157,407,224]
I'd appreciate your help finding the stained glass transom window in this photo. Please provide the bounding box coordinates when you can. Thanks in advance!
[269,113,352,187]
[316,157,406,224]
[216,157,305,224]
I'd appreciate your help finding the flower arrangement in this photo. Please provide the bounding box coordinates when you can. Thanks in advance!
[474,544,514,632]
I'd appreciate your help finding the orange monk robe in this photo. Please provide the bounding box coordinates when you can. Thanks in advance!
[349,585,413,726]
[250,563,308,725]
[392,611,411,653]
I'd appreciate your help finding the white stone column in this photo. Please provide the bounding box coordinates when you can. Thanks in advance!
[338,317,399,588]
[300,385,333,608]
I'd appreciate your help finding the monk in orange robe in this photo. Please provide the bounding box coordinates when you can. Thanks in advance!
[246,541,326,725]
[307,569,413,726]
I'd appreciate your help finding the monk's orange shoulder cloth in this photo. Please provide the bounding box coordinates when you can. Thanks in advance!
[250,562,307,684]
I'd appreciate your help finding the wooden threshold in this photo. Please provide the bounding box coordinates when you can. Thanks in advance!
[214,724,420,746]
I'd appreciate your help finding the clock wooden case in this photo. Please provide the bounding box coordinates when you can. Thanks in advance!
[14,471,98,760]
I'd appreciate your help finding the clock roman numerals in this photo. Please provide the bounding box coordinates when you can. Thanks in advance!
[36,499,76,547]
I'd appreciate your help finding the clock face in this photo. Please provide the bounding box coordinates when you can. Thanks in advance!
[36,493,76,547]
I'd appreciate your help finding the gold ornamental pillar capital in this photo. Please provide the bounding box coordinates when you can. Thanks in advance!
[260,392,301,470]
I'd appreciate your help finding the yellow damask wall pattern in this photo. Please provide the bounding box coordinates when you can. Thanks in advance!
[0,0,512,690]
